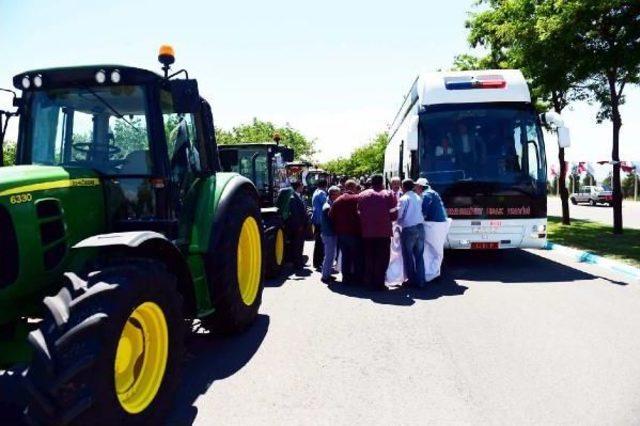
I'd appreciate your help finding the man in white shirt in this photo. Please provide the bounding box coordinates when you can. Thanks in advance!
[397,179,426,288]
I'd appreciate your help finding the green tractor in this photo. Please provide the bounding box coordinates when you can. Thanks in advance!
[285,161,330,205]
[218,142,295,277]
[0,46,265,424]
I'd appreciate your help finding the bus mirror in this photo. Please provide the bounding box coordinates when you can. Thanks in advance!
[541,111,564,128]
[557,126,571,148]
[406,115,419,150]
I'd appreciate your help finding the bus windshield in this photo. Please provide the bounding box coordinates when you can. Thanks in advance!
[418,103,546,189]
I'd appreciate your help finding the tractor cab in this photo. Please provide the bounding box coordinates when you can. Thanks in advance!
[285,161,329,204]
[3,46,220,239]
[219,142,294,207]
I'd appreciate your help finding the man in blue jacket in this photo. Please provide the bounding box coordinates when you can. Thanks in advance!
[311,179,328,269]
[415,178,447,222]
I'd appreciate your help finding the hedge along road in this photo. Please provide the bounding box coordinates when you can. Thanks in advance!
[168,242,640,425]
[548,196,640,229]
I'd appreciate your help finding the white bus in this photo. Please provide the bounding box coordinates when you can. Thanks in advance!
[384,70,570,249]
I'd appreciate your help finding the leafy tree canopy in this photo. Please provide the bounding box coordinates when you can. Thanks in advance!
[323,132,388,177]
[216,118,315,160]
[2,141,16,165]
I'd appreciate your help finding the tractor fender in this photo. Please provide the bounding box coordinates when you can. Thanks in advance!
[72,231,197,315]
[207,175,260,253]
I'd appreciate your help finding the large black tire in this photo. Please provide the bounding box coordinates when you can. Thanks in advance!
[570,197,577,205]
[264,215,286,279]
[23,259,184,426]
[589,198,596,206]
[204,190,264,335]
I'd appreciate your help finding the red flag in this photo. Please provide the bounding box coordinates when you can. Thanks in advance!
[621,161,634,173]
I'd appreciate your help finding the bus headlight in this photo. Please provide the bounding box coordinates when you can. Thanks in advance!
[532,224,546,233]
[21,76,30,89]
[33,74,43,88]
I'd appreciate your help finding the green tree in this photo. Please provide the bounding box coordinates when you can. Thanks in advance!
[322,132,388,177]
[622,171,638,199]
[558,0,640,233]
[464,0,591,226]
[2,141,16,165]
[216,118,315,159]
[111,117,148,158]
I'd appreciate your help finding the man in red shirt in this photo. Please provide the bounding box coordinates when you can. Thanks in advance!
[329,180,363,284]
[357,174,398,291]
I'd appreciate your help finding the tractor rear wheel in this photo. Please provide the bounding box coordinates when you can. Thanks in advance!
[23,259,184,425]
[204,190,264,334]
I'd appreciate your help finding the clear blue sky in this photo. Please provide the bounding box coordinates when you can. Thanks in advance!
[1,0,637,166]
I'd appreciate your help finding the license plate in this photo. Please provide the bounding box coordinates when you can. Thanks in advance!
[471,242,499,249]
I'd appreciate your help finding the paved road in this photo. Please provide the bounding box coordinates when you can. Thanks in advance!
[548,197,640,229]
[170,243,640,425]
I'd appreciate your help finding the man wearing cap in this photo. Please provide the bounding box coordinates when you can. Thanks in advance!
[415,177,449,283]
[415,178,447,223]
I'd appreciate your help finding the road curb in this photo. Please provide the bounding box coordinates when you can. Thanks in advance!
[545,242,640,282]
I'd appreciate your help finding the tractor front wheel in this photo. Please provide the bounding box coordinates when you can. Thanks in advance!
[23,259,184,425]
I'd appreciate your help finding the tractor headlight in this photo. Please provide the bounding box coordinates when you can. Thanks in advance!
[33,74,43,88]
[110,69,121,83]
[95,69,106,84]
[21,76,31,89]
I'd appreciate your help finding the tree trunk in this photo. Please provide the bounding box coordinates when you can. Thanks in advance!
[552,94,571,225]
[608,75,623,234]
[558,148,570,225]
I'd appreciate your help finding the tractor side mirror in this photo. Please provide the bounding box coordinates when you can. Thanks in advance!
[168,80,200,113]
[219,149,238,171]
[557,126,571,148]
[282,148,294,163]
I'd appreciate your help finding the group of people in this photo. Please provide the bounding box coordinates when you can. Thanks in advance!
[301,174,448,291]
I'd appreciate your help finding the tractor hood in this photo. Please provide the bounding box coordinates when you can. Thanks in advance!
[0,165,100,199]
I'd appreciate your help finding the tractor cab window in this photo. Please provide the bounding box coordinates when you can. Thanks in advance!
[161,88,203,191]
[163,113,201,175]
[26,85,152,175]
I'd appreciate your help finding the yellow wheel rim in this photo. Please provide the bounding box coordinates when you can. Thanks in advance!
[114,302,168,414]
[237,216,262,306]
[275,229,284,266]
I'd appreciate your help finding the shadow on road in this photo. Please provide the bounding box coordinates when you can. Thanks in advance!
[442,249,627,285]
[264,264,313,288]
[168,314,270,424]
[327,274,469,306]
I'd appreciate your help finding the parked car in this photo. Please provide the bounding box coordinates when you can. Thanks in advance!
[570,186,613,206]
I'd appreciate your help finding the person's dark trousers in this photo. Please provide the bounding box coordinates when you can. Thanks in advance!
[313,225,324,269]
[400,224,425,287]
[289,231,306,268]
[338,235,364,284]
[363,237,390,290]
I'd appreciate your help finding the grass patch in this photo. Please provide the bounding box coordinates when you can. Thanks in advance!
[547,216,640,267]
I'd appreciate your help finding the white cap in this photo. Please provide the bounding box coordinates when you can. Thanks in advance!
[415,178,429,187]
